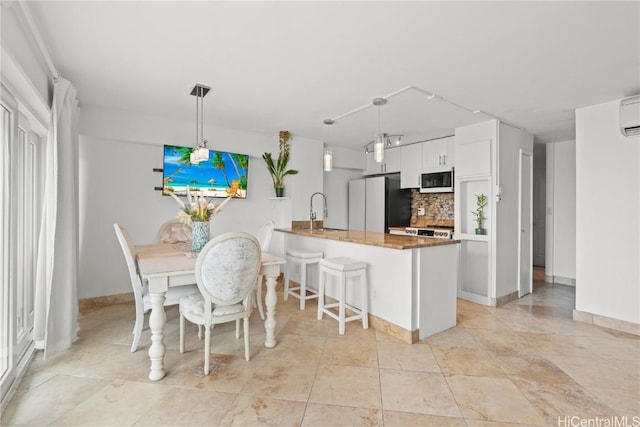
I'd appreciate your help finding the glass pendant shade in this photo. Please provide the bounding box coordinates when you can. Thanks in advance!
[323,148,333,171]
[374,133,385,163]
[190,83,210,165]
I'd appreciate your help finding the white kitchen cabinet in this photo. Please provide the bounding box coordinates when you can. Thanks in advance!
[400,142,422,188]
[364,146,401,175]
[422,136,455,172]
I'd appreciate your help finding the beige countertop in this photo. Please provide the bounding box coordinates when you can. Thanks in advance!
[275,228,460,250]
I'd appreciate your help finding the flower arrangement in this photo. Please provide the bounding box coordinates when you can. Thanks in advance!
[168,187,231,223]
[262,130,298,195]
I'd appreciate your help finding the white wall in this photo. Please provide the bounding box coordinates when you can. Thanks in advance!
[576,99,639,325]
[79,105,323,299]
[545,140,576,283]
[495,123,534,298]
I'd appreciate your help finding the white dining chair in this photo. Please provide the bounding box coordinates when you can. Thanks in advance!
[254,221,274,320]
[113,223,200,352]
[157,219,192,244]
[179,232,262,374]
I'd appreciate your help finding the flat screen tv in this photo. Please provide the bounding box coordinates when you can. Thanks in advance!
[162,144,249,199]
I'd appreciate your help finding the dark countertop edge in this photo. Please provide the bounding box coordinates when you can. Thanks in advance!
[275,228,461,250]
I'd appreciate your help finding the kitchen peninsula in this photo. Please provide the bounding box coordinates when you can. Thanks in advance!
[277,227,460,343]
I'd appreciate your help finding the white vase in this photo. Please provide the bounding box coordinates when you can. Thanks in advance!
[191,220,209,253]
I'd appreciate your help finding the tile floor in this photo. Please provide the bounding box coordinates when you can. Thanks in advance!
[2,279,639,426]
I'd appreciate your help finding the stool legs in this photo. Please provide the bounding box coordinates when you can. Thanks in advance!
[317,269,325,321]
[300,261,307,310]
[317,264,368,335]
[284,263,291,301]
[361,270,368,330]
[339,271,346,335]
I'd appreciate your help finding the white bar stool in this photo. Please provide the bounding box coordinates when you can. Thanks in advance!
[284,249,324,310]
[317,257,368,335]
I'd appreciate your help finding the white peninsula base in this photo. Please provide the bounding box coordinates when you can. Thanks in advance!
[279,229,459,343]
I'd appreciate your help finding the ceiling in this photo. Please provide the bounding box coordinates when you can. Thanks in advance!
[28,1,640,149]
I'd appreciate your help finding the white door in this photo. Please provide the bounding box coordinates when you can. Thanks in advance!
[518,150,533,297]
[532,167,546,266]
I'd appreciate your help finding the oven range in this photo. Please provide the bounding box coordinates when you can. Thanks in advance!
[389,227,454,239]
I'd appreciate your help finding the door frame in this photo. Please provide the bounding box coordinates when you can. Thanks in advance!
[518,149,533,297]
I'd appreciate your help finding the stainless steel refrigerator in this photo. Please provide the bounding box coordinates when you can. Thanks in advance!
[348,173,411,232]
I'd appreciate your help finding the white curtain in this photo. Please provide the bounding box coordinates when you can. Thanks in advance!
[33,78,80,357]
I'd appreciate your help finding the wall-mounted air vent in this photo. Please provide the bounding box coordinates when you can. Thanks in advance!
[620,95,640,137]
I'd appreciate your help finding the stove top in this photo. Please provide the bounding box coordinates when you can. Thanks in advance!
[389,226,454,239]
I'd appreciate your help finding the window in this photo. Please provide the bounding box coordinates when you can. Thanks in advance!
[0,93,45,405]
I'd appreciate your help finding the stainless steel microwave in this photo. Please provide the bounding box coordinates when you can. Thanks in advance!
[420,170,454,193]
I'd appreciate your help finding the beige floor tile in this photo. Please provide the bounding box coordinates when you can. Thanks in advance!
[1,374,108,426]
[302,403,383,427]
[161,352,253,394]
[546,354,640,391]
[6,281,639,427]
[513,379,619,425]
[514,331,599,357]
[464,420,545,427]
[309,364,381,409]
[588,387,640,417]
[467,328,536,353]
[240,358,318,402]
[253,333,326,362]
[377,341,440,372]
[457,310,510,330]
[320,336,378,367]
[280,310,332,337]
[446,374,547,425]
[220,394,306,427]
[50,379,173,426]
[383,411,466,427]
[425,325,483,349]
[135,387,236,426]
[488,351,577,385]
[379,369,461,417]
[432,346,506,377]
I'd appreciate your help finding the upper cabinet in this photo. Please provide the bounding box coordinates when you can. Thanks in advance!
[400,143,422,188]
[364,146,401,175]
[422,136,455,172]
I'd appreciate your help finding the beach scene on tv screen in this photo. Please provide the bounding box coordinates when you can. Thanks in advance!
[162,145,248,198]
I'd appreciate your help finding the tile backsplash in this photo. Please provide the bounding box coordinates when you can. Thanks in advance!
[410,189,454,227]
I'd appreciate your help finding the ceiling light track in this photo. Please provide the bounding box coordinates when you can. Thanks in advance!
[321,84,527,134]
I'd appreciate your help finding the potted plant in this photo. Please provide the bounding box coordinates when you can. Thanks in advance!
[262,130,298,197]
[472,193,488,235]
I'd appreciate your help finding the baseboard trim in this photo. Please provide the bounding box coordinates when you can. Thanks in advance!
[554,276,576,286]
[573,309,640,336]
[79,292,134,312]
[457,290,495,307]
[496,290,519,307]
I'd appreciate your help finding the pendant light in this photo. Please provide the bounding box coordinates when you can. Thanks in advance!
[373,97,386,163]
[323,118,333,171]
[189,83,211,165]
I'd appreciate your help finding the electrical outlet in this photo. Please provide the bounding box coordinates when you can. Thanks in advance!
[417,207,425,216]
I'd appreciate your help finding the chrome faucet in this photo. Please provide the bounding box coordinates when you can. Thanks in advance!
[310,192,328,230]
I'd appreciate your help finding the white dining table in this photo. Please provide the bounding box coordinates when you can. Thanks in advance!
[136,243,285,381]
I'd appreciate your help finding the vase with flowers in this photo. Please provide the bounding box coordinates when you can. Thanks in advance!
[169,187,232,252]
[262,130,298,197]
